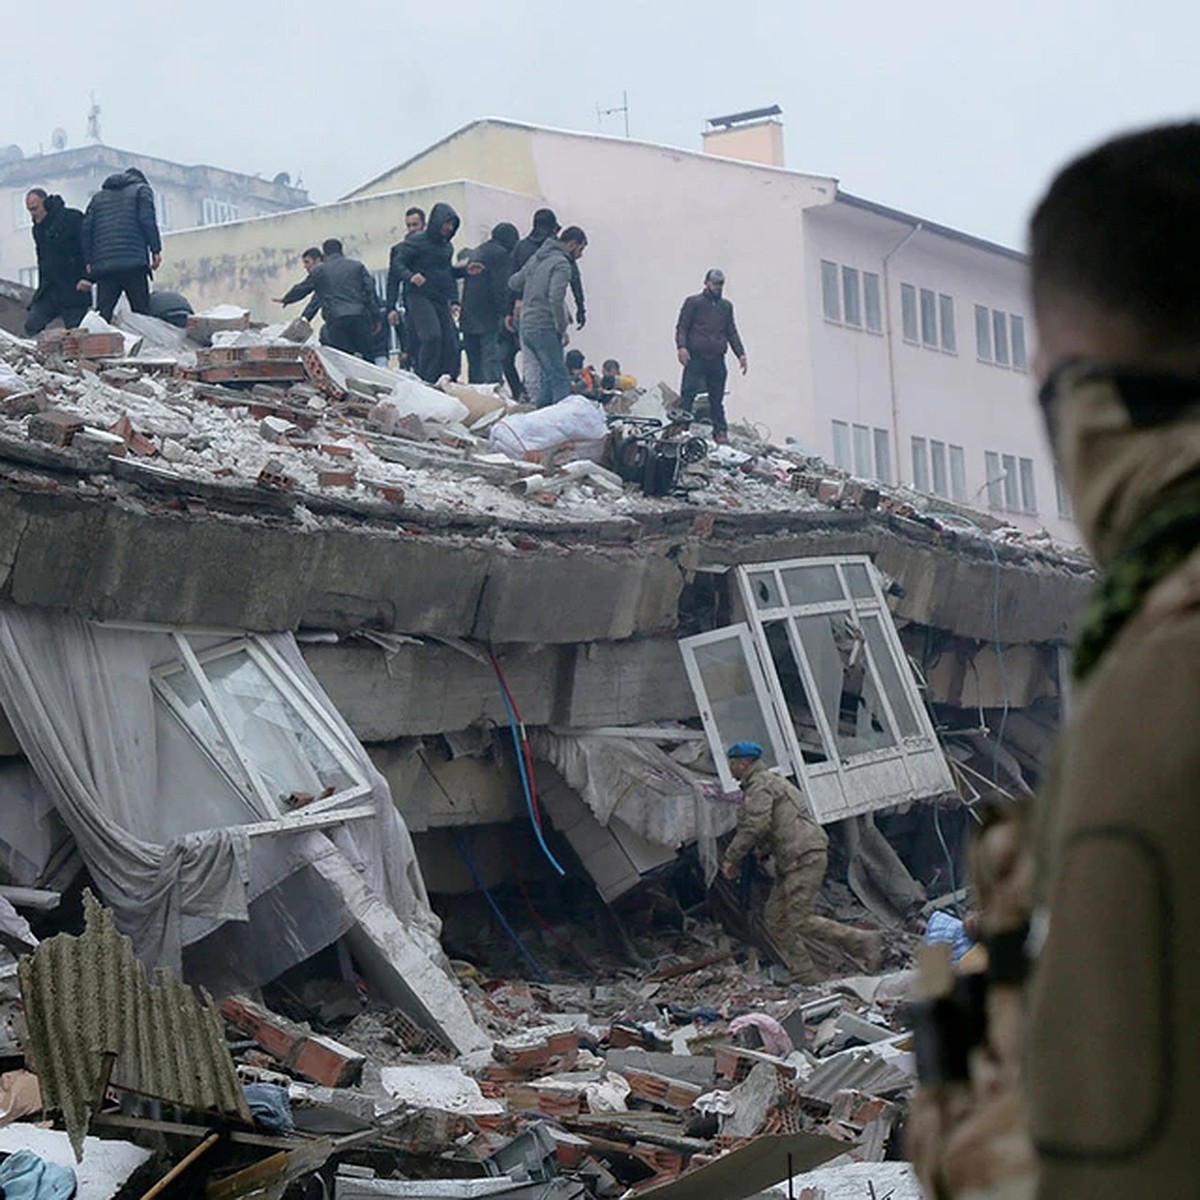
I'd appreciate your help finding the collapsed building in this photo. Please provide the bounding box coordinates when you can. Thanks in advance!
[0,307,1090,1195]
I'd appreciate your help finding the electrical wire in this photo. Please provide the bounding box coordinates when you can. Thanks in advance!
[452,831,549,983]
[506,844,602,977]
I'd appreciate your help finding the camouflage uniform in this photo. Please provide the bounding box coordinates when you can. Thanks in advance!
[723,760,878,980]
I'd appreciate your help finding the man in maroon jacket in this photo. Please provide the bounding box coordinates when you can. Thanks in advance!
[674,268,748,443]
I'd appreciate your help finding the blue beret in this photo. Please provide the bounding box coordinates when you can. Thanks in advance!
[726,741,763,760]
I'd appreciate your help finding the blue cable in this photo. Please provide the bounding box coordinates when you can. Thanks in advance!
[452,832,549,983]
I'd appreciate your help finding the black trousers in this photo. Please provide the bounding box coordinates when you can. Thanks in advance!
[25,292,89,336]
[323,314,376,360]
[95,268,150,322]
[499,325,523,399]
[680,354,729,435]
[406,291,461,382]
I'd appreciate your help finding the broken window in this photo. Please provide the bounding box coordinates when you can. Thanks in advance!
[681,556,954,821]
[152,633,373,835]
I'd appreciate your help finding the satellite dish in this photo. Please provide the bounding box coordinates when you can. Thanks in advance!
[51,128,68,151]
[0,144,24,164]
[273,171,291,187]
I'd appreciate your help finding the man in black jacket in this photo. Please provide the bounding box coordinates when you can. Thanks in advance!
[461,222,519,383]
[387,201,481,382]
[81,167,162,321]
[674,268,748,443]
[22,189,89,335]
[277,238,381,359]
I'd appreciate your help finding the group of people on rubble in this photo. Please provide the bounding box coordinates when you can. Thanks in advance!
[20,168,182,336]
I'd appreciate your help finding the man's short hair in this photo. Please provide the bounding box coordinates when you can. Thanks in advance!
[26,187,48,202]
[602,359,620,373]
[321,238,343,256]
[532,207,559,232]
[405,206,425,222]
[1029,122,1200,348]
[705,268,726,284]
[560,226,587,246]
[301,246,322,260]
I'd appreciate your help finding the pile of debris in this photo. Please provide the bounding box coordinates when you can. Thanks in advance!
[1,892,924,1199]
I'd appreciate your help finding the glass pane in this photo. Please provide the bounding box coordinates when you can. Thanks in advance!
[832,420,852,469]
[853,425,871,476]
[938,294,956,352]
[843,562,875,599]
[690,637,782,772]
[911,437,929,491]
[1019,457,1037,513]
[842,266,861,326]
[794,614,898,758]
[1011,314,1027,370]
[821,260,841,321]
[873,427,892,485]
[975,304,992,360]
[860,614,923,738]
[920,288,937,346]
[864,273,882,332]
[901,284,918,342]
[1002,454,1018,510]
[764,621,827,763]
[985,451,1003,509]
[204,651,356,808]
[160,669,245,788]
[781,563,844,606]
[745,569,784,609]
[993,309,1010,365]
[949,445,967,501]
[930,440,948,497]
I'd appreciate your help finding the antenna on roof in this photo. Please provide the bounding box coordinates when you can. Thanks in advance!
[597,91,631,139]
[86,93,101,143]
[706,104,782,129]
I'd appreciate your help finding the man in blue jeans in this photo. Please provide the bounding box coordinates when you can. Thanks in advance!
[674,268,748,443]
[508,226,588,408]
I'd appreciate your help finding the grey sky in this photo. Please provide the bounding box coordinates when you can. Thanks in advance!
[4,0,1196,247]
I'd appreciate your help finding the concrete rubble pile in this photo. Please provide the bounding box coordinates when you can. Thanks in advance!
[1,877,928,1199]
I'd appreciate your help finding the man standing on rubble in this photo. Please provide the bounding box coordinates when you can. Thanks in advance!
[22,188,90,335]
[675,269,747,445]
[508,226,589,408]
[81,166,162,321]
[461,222,519,384]
[387,202,481,382]
[720,743,880,982]
[277,238,380,360]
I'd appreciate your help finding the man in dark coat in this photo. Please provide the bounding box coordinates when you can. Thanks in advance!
[277,238,381,360]
[674,268,748,444]
[386,201,481,382]
[461,222,519,384]
[81,167,162,321]
[22,189,89,335]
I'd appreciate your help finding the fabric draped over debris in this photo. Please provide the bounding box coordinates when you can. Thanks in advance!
[529,731,738,881]
[0,604,440,989]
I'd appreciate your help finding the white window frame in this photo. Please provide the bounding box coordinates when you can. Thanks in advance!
[930,439,948,497]
[820,260,841,322]
[842,265,862,327]
[852,424,872,477]
[911,436,929,492]
[900,283,919,343]
[985,450,1004,509]
[949,444,967,502]
[938,294,956,353]
[864,272,883,333]
[1055,463,1074,520]
[831,420,852,470]
[1010,314,1027,371]
[873,427,892,485]
[1019,456,1037,514]
[684,557,954,822]
[919,287,938,347]
[151,633,373,836]
[975,304,993,362]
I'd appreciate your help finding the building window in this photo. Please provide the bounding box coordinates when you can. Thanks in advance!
[1001,453,1019,510]
[1010,314,1027,371]
[949,444,967,502]
[993,310,1010,366]
[201,197,241,227]
[1055,464,1074,519]
[18,266,38,289]
[930,440,948,497]
[864,272,882,333]
[832,420,852,470]
[911,436,929,492]
[155,193,170,230]
[821,260,841,322]
[11,192,27,231]
[1019,456,1037,513]
[919,288,938,347]
[901,283,918,343]
[873,427,892,485]
[975,305,993,361]
[842,266,862,327]
[984,450,1004,510]
[938,295,957,353]
[852,424,872,477]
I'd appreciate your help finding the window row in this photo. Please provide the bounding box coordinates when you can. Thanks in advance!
[831,420,892,485]
[200,197,241,227]
[820,260,883,333]
[975,306,1027,370]
[911,437,967,502]
[900,283,956,353]
[984,450,1037,515]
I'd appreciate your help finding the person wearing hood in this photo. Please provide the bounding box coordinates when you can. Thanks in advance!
[386,201,481,382]
[461,222,519,384]
[81,167,162,321]
[507,226,588,408]
[22,188,89,335]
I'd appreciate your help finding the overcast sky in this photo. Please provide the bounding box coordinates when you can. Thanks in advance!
[4,0,1195,247]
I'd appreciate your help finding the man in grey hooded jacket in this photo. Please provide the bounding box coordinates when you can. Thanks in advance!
[508,226,588,408]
